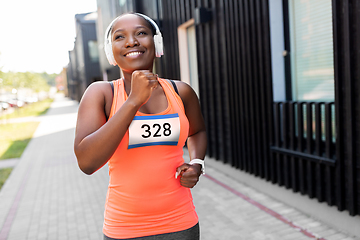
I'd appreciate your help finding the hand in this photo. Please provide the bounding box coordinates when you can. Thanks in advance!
[128,70,158,106]
[175,163,202,188]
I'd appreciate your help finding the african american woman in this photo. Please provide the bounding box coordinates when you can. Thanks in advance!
[74,13,207,240]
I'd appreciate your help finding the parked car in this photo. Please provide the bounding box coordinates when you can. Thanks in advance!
[1,101,10,110]
[8,99,24,108]
[5,100,17,108]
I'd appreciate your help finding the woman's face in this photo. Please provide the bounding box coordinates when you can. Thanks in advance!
[111,14,155,73]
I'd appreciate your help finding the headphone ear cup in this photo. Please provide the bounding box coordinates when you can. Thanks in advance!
[154,35,164,58]
[104,18,118,66]
[104,40,117,66]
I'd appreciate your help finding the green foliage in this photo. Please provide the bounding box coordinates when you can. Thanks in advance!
[0,122,40,160]
[0,168,13,190]
[0,71,53,92]
[41,72,57,86]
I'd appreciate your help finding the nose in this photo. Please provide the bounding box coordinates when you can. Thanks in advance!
[125,35,139,48]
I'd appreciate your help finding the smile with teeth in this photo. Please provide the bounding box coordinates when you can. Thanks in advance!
[125,51,143,57]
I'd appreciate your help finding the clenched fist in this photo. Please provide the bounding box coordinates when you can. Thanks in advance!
[128,70,158,106]
[175,163,202,188]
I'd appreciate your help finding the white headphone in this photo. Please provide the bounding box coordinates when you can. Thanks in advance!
[104,13,164,66]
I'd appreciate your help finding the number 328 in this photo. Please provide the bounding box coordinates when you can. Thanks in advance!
[141,123,172,138]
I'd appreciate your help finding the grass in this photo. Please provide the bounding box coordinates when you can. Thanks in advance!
[0,168,13,190]
[0,98,53,190]
[0,122,40,160]
[0,98,53,120]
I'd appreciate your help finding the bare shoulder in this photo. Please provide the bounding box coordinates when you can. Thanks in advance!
[75,81,114,140]
[173,80,191,91]
[83,81,112,97]
[77,81,114,120]
[171,80,198,104]
[80,81,113,105]
[170,80,204,135]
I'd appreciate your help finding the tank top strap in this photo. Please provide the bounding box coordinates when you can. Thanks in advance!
[158,78,185,115]
[109,79,125,118]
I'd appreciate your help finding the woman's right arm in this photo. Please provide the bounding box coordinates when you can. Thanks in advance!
[74,81,140,175]
[74,71,158,175]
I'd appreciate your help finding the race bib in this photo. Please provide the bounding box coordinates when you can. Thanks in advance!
[128,113,180,149]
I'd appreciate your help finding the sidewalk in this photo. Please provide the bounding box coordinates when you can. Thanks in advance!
[0,159,19,169]
[0,94,358,240]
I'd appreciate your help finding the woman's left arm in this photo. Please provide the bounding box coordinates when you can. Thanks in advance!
[175,81,207,188]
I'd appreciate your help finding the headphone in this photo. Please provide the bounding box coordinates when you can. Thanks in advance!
[104,13,164,66]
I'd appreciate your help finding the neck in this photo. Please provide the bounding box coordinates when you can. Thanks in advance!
[122,71,132,83]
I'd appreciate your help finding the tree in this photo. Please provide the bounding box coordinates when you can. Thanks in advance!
[0,71,50,92]
[41,72,57,87]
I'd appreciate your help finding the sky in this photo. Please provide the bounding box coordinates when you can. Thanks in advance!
[0,0,97,74]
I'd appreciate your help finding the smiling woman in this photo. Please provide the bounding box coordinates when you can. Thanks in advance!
[110,15,156,75]
[74,13,207,240]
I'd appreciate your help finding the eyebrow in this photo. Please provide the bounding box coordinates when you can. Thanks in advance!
[113,25,149,35]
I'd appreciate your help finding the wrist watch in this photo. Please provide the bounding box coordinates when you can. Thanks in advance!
[189,159,205,175]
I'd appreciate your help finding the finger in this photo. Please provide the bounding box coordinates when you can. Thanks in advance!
[150,79,159,86]
[175,164,190,179]
[180,178,197,188]
[133,69,150,74]
[176,164,190,173]
[181,173,199,183]
[132,70,156,80]
[143,73,157,79]
[180,171,200,188]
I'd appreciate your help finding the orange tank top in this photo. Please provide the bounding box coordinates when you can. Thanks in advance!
[103,78,198,239]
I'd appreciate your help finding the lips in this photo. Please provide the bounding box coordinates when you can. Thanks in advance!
[124,51,144,57]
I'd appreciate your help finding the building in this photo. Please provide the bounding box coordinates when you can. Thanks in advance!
[67,12,102,101]
[95,0,360,236]
[56,68,68,96]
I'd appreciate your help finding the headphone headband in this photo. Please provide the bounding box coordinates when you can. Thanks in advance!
[134,13,161,36]
[104,13,164,66]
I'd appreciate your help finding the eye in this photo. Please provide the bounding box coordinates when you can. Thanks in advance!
[114,34,124,40]
[137,31,148,36]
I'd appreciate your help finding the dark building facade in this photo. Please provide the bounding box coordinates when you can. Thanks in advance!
[67,12,102,101]
[94,0,360,229]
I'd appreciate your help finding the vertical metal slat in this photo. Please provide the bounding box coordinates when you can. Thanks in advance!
[306,102,315,198]
[282,102,290,188]
[289,102,298,192]
[273,102,281,184]
[315,102,324,202]
[325,102,335,205]
[298,102,306,194]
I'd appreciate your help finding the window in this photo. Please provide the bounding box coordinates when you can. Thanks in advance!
[178,19,200,97]
[288,0,336,144]
[289,0,334,101]
[88,40,99,62]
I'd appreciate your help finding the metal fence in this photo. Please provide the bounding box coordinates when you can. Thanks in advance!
[271,101,336,204]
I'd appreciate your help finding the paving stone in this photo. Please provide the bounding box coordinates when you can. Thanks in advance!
[327,233,354,240]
